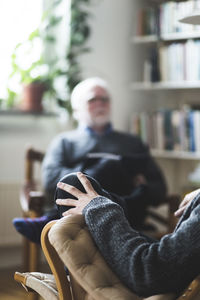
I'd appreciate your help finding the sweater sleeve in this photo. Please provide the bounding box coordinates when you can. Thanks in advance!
[83,196,200,297]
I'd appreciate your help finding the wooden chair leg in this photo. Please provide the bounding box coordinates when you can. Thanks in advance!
[22,238,40,272]
[28,241,40,272]
[22,238,40,300]
[28,292,40,300]
[21,239,40,300]
[22,211,41,272]
[27,242,40,300]
[23,237,30,272]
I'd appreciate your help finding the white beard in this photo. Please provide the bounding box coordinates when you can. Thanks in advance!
[85,106,110,127]
[75,106,111,128]
[90,114,110,127]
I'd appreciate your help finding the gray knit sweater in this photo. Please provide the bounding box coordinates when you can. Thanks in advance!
[83,195,200,298]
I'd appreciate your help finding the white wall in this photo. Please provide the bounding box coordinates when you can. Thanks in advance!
[0,114,72,247]
[79,0,136,131]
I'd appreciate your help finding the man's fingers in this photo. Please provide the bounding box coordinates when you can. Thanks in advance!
[56,198,77,207]
[57,182,83,198]
[179,194,191,208]
[77,172,95,193]
[179,189,200,209]
[174,205,186,217]
[175,189,200,217]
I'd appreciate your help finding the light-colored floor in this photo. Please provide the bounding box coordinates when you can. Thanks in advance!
[0,243,51,299]
[0,267,27,300]
[0,263,50,300]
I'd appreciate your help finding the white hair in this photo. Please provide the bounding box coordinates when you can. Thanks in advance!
[71,77,110,111]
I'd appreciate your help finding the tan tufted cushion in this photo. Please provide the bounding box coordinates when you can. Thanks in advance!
[49,215,139,300]
[49,215,177,300]
[15,272,58,300]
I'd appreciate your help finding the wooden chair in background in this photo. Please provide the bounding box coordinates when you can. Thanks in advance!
[14,215,200,300]
[147,193,181,239]
[20,147,45,274]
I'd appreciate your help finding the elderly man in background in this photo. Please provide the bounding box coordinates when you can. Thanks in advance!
[13,77,166,243]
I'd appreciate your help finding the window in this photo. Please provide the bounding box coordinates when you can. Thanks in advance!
[0,0,43,99]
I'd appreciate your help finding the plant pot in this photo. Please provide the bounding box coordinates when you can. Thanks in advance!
[20,82,46,113]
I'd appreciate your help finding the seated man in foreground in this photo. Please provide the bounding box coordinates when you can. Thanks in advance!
[56,172,200,298]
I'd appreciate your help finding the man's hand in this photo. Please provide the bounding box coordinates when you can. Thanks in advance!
[174,188,200,218]
[56,172,99,216]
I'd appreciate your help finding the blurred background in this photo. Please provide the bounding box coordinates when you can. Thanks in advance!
[1,0,200,298]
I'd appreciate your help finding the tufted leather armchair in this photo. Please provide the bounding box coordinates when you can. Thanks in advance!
[15,215,200,300]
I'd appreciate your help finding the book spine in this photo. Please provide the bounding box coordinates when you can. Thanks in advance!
[130,107,200,153]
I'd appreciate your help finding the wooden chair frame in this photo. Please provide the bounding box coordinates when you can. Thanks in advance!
[20,148,45,287]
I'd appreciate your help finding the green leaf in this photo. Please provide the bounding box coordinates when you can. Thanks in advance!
[5,0,92,116]
[28,29,40,40]
[6,88,17,108]
[53,0,63,7]
[48,16,63,27]
[45,35,56,42]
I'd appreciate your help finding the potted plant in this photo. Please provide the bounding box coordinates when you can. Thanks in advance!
[5,0,92,115]
[6,0,66,113]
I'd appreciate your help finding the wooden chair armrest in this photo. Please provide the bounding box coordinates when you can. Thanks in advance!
[28,191,45,214]
[147,194,181,236]
[14,271,58,298]
[147,210,168,226]
[20,186,45,216]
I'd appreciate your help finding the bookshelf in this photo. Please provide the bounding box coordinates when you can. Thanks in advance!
[151,149,200,160]
[131,32,200,44]
[131,35,158,44]
[131,81,200,90]
[131,0,200,193]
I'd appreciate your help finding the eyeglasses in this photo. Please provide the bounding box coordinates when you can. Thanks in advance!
[88,96,110,103]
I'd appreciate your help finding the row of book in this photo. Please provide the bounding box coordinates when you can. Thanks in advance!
[136,0,200,36]
[160,0,200,34]
[159,40,200,82]
[130,108,200,152]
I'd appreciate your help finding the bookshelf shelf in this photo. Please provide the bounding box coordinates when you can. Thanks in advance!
[131,35,158,44]
[161,31,200,41]
[145,0,184,4]
[131,81,200,91]
[151,149,200,160]
[132,32,200,45]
